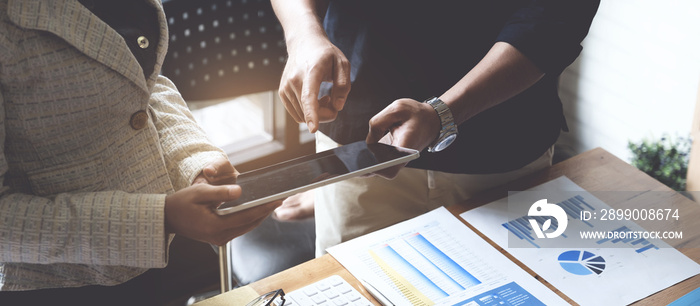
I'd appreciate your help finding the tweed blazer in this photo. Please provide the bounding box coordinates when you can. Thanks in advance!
[0,0,227,290]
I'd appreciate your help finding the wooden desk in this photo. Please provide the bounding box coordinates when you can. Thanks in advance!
[241,148,700,305]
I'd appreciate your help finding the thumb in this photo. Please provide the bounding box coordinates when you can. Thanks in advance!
[204,159,238,184]
[202,165,217,179]
[366,116,393,144]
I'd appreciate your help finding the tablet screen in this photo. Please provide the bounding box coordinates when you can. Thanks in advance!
[216,141,419,214]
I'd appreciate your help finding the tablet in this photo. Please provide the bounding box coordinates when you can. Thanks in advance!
[215,141,419,215]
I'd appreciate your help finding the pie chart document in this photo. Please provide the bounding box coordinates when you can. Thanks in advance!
[328,207,568,306]
[557,250,606,276]
[461,176,700,306]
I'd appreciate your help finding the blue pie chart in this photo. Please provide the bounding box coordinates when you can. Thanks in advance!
[558,250,606,275]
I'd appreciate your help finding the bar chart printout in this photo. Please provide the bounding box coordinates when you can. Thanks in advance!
[460,176,700,306]
[328,207,568,306]
[367,231,481,304]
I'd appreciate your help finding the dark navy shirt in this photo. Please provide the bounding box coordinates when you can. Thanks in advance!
[319,0,599,174]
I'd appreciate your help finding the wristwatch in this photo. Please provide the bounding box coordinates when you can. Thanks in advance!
[425,97,458,152]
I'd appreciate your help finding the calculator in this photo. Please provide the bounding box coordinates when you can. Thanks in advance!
[285,275,374,306]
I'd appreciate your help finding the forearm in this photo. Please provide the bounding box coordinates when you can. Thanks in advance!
[271,0,329,50]
[0,191,168,268]
[151,76,227,190]
[440,42,545,125]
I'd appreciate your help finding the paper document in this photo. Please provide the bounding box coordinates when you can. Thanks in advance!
[460,176,700,306]
[327,206,568,306]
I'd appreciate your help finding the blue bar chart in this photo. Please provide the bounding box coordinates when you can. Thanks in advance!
[503,195,593,248]
[366,224,482,304]
[502,194,660,253]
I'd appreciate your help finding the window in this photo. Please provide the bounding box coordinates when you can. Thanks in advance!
[189,91,315,172]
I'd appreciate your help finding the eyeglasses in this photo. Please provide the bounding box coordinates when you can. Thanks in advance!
[246,289,286,306]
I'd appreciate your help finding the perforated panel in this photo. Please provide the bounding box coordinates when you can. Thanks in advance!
[161,0,286,101]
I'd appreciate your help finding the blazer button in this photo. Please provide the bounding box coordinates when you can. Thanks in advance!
[137,36,149,49]
[130,110,149,130]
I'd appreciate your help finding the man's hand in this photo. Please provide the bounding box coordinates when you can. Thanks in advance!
[363,99,441,179]
[165,184,281,246]
[366,98,441,152]
[279,33,351,133]
[273,190,315,221]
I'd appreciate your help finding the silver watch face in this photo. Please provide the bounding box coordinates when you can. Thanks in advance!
[425,97,458,153]
[431,134,457,152]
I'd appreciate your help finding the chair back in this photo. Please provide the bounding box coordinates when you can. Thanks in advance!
[161,0,286,101]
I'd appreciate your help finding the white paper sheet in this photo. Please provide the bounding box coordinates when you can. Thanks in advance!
[460,176,700,306]
[328,207,569,306]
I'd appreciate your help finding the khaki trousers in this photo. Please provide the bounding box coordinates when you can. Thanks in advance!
[314,132,553,256]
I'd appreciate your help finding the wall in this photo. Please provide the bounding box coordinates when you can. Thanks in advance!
[557,0,700,162]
